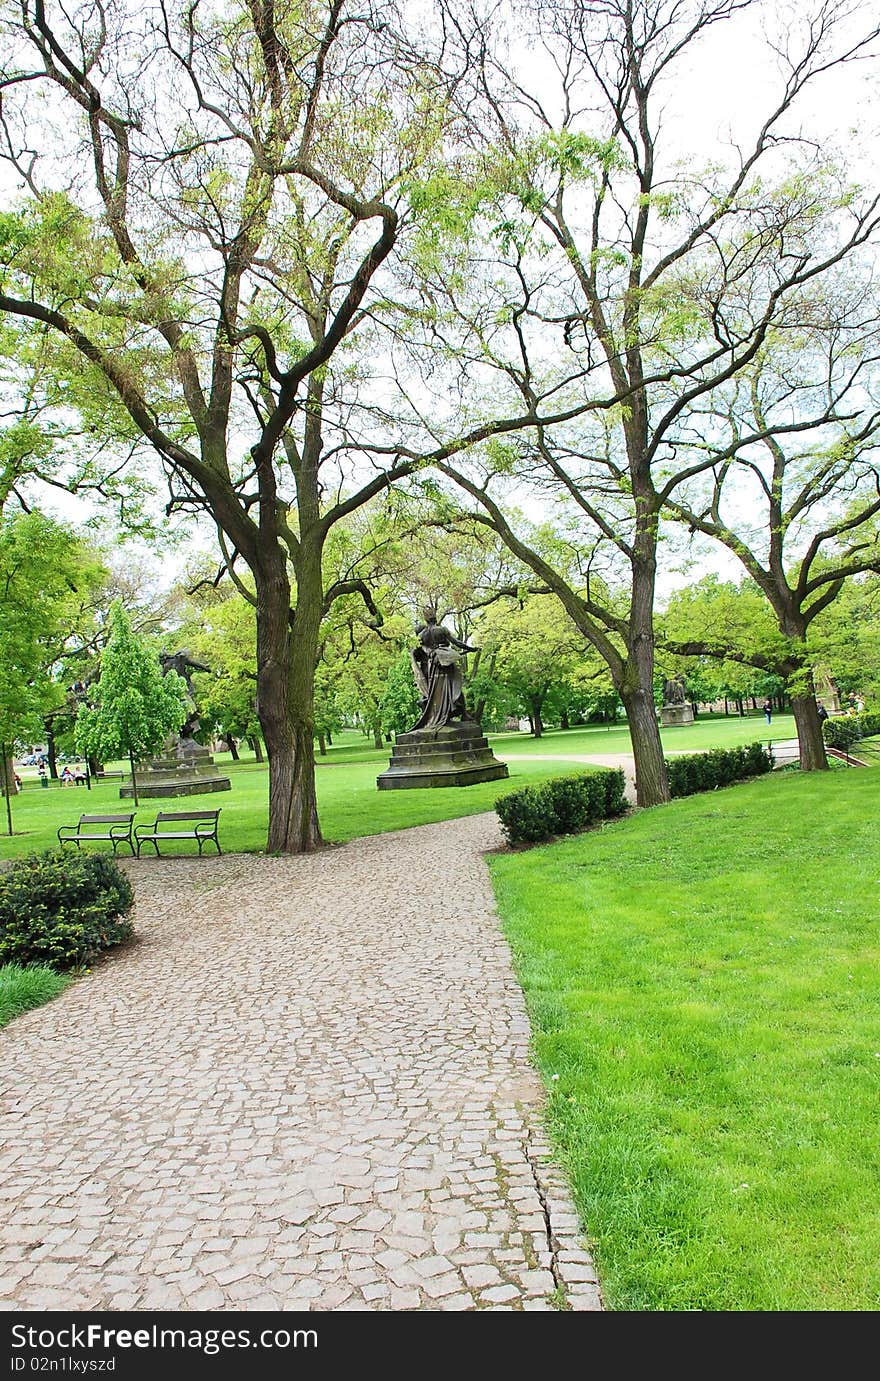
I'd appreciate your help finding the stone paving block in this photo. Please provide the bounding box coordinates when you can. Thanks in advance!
[0,815,602,1314]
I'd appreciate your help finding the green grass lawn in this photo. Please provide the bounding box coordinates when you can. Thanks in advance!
[0,963,70,1027]
[0,749,601,859]
[490,769,880,1311]
[491,709,796,758]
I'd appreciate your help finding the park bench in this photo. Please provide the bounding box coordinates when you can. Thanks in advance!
[57,813,136,855]
[134,809,222,858]
[96,769,125,780]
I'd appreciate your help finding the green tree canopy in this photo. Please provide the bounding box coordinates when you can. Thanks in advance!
[75,603,188,803]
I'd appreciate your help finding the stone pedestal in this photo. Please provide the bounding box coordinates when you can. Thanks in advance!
[377,721,509,790]
[120,740,232,799]
[660,702,695,727]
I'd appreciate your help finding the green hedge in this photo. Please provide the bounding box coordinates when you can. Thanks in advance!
[495,770,627,845]
[824,712,880,750]
[0,850,134,971]
[667,742,773,798]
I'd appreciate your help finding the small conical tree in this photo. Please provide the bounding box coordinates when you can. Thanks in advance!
[75,604,189,807]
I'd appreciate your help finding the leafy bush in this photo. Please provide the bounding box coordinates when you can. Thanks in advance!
[0,849,134,971]
[667,742,773,799]
[824,712,880,750]
[496,770,626,845]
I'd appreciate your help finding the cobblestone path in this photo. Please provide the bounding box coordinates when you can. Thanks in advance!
[0,813,601,1312]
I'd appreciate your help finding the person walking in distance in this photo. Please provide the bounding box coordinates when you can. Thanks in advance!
[763,699,772,725]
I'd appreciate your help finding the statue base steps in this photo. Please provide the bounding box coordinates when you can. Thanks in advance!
[377,721,509,790]
[119,750,232,799]
[660,703,695,727]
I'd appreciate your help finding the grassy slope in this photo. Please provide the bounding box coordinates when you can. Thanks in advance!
[490,769,880,1311]
[0,964,70,1027]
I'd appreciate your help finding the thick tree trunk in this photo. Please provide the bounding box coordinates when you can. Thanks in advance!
[226,737,239,761]
[317,734,327,756]
[622,685,669,807]
[256,546,323,854]
[791,694,829,771]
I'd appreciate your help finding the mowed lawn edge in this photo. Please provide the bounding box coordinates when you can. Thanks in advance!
[489,769,880,1311]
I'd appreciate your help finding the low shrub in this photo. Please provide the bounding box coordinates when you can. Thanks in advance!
[667,742,773,799]
[496,769,626,845]
[0,849,134,971]
[824,712,880,750]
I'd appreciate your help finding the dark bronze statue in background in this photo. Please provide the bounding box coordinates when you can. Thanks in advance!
[409,606,477,731]
[377,601,508,788]
[160,649,211,746]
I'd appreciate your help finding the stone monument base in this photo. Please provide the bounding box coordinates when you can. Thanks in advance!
[660,703,694,727]
[120,742,232,799]
[377,721,509,790]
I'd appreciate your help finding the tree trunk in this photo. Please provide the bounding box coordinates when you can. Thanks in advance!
[621,685,669,807]
[372,721,384,750]
[326,730,332,746]
[256,546,323,854]
[791,694,829,771]
[317,733,327,756]
[87,754,101,777]
[47,726,58,779]
[248,735,264,763]
[128,749,139,808]
[2,744,14,835]
[226,737,239,761]
[560,708,570,729]
[724,697,729,716]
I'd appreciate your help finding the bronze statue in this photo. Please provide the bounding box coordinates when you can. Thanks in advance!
[160,649,210,744]
[409,606,477,731]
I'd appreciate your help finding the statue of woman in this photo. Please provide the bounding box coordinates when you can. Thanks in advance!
[409,606,477,731]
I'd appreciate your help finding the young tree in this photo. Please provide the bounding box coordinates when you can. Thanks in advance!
[473,593,596,737]
[75,603,188,806]
[0,509,104,830]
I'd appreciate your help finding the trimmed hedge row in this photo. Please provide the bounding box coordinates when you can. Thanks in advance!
[495,769,627,845]
[666,741,773,798]
[0,849,134,971]
[823,711,880,750]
